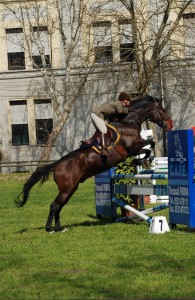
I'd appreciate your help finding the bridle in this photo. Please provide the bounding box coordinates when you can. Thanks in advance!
[128,99,168,129]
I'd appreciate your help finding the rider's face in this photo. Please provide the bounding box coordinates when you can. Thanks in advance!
[122,99,130,106]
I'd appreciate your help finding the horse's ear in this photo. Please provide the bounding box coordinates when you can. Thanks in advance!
[159,95,165,102]
[156,97,163,103]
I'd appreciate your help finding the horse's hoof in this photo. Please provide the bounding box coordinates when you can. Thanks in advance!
[60,227,68,233]
[45,227,55,233]
[55,226,68,233]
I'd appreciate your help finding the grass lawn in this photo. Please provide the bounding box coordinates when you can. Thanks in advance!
[0,173,195,299]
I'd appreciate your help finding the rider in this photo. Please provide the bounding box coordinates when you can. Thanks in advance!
[91,92,131,156]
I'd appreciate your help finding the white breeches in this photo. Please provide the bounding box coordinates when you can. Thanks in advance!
[91,112,107,134]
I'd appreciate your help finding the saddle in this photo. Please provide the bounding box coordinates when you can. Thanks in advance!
[80,124,120,154]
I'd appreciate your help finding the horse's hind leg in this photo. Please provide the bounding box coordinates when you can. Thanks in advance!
[54,209,61,231]
[54,185,79,232]
[45,185,79,233]
[45,201,60,232]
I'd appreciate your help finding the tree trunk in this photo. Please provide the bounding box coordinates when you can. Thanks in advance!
[39,117,65,162]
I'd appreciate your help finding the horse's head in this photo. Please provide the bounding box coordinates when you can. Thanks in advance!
[144,96,173,130]
[110,95,173,130]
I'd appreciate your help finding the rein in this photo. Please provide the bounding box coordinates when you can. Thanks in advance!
[128,105,167,129]
[128,109,147,118]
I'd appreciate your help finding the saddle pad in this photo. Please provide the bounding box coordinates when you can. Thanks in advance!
[92,123,120,154]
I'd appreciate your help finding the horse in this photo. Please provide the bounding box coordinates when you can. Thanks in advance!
[15,95,172,232]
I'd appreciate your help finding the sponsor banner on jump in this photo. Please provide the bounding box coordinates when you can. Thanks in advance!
[168,130,195,228]
[95,169,116,219]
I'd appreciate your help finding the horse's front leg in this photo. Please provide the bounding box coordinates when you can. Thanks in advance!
[132,139,155,166]
[139,140,155,159]
[149,140,155,151]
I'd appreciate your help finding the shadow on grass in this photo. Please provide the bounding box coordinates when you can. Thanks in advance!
[15,213,144,234]
[15,222,195,235]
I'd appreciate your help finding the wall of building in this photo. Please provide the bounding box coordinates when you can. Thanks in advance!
[0,60,195,172]
[0,0,195,173]
[162,60,195,130]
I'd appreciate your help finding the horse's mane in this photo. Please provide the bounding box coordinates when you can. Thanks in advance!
[129,94,157,109]
[108,95,158,123]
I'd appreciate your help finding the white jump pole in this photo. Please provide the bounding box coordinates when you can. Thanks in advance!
[116,203,169,223]
[111,174,168,180]
[112,198,152,224]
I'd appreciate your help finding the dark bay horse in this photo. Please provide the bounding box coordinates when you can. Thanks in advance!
[16,95,172,232]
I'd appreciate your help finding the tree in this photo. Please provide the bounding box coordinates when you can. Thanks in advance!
[87,0,194,155]
[1,0,194,159]
[1,0,96,161]
[115,0,194,94]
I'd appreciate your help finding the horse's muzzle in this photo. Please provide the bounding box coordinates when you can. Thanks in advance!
[163,119,173,130]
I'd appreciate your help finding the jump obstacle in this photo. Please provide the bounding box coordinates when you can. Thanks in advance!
[141,156,169,203]
[95,129,195,231]
[95,160,170,232]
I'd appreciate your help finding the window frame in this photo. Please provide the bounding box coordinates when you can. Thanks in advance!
[34,99,53,145]
[35,118,53,145]
[183,13,195,57]
[10,100,29,146]
[12,124,29,146]
[93,21,113,64]
[119,19,134,63]
[6,28,26,70]
[31,26,51,69]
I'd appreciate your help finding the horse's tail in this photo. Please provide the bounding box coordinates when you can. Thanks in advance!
[15,162,55,207]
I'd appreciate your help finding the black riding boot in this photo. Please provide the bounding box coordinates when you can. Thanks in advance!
[100,133,108,157]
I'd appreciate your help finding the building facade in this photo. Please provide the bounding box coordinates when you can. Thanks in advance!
[0,0,194,172]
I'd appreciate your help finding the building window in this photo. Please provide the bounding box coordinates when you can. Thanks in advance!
[10,101,29,145]
[31,26,50,68]
[119,20,134,62]
[34,99,53,144]
[183,13,195,57]
[35,119,53,144]
[12,124,29,146]
[93,21,113,63]
[6,28,25,70]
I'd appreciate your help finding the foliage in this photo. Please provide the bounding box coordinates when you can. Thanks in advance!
[0,174,195,299]
[115,156,136,204]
